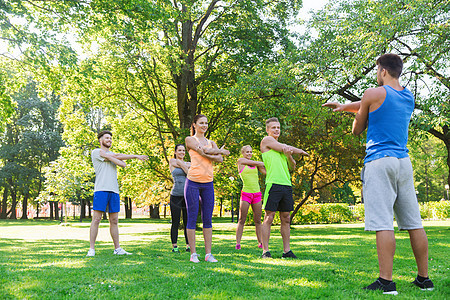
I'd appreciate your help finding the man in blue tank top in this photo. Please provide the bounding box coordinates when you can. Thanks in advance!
[323,54,434,295]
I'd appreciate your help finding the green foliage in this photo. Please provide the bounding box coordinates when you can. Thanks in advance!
[419,201,450,220]
[301,0,450,185]
[0,80,63,217]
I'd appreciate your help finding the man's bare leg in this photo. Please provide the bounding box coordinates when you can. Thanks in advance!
[280,211,291,253]
[89,210,103,249]
[376,230,396,281]
[109,212,120,249]
[408,228,429,277]
[261,211,275,253]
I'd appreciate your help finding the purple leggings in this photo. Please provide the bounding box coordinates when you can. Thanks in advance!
[184,179,215,229]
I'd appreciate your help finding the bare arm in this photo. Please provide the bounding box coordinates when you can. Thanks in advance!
[237,158,264,168]
[257,165,267,175]
[175,159,190,174]
[203,144,230,156]
[322,101,361,113]
[112,153,149,161]
[100,150,127,168]
[283,147,296,171]
[261,136,308,156]
[185,137,225,163]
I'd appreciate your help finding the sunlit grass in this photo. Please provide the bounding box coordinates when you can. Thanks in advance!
[0,219,448,299]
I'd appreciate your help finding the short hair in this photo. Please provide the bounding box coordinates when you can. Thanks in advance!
[265,117,279,128]
[174,144,184,158]
[240,145,252,155]
[376,54,403,78]
[98,130,112,140]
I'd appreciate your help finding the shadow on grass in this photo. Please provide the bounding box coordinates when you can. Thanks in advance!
[0,223,448,299]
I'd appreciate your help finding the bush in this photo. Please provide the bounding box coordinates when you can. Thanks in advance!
[241,201,448,227]
[352,204,365,221]
[419,201,450,220]
[319,203,354,224]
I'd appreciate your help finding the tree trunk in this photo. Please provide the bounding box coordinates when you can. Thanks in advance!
[54,202,59,220]
[86,199,92,218]
[8,187,17,219]
[102,211,107,220]
[21,194,29,219]
[149,204,160,219]
[124,196,132,219]
[49,201,54,219]
[80,198,85,222]
[0,187,8,219]
[36,202,39,219]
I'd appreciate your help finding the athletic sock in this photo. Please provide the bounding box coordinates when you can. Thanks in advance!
[378,277,392,285]
[417,275,429,282]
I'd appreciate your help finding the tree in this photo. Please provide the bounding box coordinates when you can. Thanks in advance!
[297,0,450,187]
[0,80,63,219]
[218,62,365,221]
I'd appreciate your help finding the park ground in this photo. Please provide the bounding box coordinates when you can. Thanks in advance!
[0,218,449,299]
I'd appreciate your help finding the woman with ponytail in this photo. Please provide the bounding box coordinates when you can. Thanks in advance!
[184,114,230,263]
[169,144,190,253]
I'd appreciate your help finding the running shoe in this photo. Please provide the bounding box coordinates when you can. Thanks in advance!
[412,277,434,291]
[190,253,200,263]
[260,251,272,259]
[235,244,241,250]
[281,250,298,259]
[86,249,95,257]
[186,246,191,252]
[363,279,398,295]
[172,247,180,253]
[113,247,132,255]
[205,253,218,262]
[258,243,263,249]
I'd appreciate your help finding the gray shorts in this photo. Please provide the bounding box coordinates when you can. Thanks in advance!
[361,156,422,231]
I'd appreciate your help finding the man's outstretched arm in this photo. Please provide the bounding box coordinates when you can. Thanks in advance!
[100,151,127,168]
[322,101,361,113]
[262,137,308,156]
[112,153,149,161]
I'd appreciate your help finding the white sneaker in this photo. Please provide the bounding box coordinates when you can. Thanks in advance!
[205,253,218,262]
[86,249,95,257]
[190,253,200,263]
[113,247,132,255]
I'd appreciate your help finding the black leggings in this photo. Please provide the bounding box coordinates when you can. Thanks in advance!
[170,195,189,245]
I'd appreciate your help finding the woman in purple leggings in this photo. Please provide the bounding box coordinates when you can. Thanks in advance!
[184,114,229,263]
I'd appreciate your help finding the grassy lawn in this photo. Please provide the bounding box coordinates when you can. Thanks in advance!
[0,218,448,299]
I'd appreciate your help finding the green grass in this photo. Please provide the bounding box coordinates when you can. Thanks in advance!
[0,219,448,299]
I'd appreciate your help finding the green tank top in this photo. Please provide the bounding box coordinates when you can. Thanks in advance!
[262,149,291,186]
[239,165,260,193]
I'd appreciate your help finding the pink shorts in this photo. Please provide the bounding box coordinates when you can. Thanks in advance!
[241,191,262,205]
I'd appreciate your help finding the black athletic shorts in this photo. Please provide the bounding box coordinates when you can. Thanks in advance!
[263,183,294,212]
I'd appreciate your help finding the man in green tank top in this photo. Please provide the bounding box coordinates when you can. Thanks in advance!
[260,117,308,259]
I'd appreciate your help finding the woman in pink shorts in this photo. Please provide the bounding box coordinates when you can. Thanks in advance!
[235,145,266,250]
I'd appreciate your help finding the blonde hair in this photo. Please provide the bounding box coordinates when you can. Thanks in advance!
[240,145,252,155]
[265,117,279,128]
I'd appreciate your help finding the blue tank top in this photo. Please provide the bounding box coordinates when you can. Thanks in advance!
[171,168,186,196]
[364,85,414,164]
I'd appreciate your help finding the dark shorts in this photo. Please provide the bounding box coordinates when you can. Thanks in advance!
[93,191,120,213]
[263,183,294,212]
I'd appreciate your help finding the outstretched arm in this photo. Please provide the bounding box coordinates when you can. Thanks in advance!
[322,101,361,113]
[261,136,309,157]
[100,150,127,168]
[112,153,149,161]
[237,158,264,168]
[283,147,296,171]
